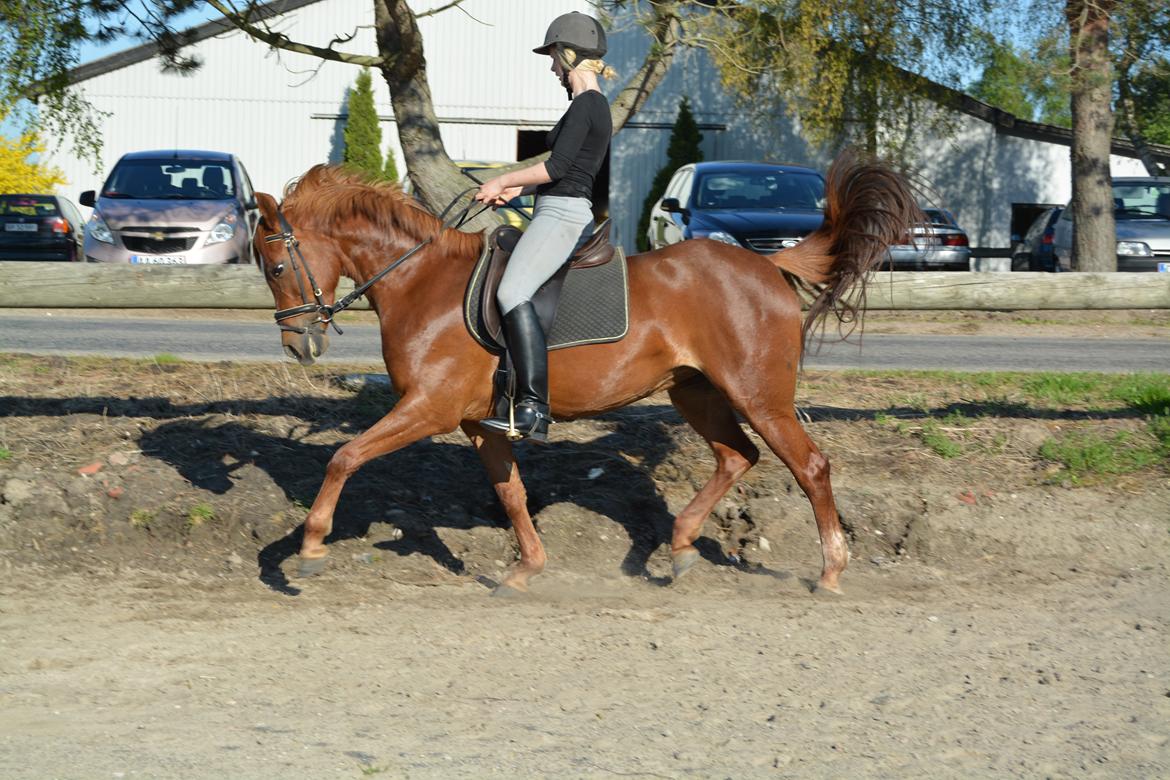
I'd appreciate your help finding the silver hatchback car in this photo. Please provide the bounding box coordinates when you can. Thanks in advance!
[80,150,259,264]
[1051,177,1170,272]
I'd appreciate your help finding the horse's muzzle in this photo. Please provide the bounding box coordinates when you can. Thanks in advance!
[281,320,330,365]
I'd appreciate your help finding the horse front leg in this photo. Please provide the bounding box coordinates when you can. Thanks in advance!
[461,421,546,596]
[298,395,457,577]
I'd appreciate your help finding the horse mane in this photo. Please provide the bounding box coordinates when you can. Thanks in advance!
[282,164,484,258]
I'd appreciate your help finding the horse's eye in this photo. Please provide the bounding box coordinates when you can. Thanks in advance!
[271,263,285,278]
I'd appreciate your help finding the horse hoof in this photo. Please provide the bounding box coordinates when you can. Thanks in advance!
[813,582,844,597]
[491,583,528,599]
[671,548,701,581]
[296,555,328,578]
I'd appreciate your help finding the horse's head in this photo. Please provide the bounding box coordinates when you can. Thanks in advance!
[253,191,341,365]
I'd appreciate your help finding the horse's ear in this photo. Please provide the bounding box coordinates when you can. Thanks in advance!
[255,192,280,232]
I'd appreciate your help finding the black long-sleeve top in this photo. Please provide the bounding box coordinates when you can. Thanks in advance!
[538,90,611,201]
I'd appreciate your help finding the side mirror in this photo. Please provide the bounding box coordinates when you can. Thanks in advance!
[660,197,684,214]
[79,190,96,208]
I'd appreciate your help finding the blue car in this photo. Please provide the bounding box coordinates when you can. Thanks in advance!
[646,161,825,253]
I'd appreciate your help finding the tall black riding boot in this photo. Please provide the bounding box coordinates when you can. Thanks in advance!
[481,301,551,442]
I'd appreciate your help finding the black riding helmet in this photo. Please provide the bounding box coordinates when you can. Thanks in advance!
[534,12,607,99]
[535,11,607,59]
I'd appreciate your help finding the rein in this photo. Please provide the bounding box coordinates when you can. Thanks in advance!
[264,187,490,335]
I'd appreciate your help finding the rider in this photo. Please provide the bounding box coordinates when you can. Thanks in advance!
[474,11,615,442]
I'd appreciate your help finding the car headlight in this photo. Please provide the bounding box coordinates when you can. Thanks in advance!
[206,214,238,245]
[1116,240,1152,257]
[697,230,742,247]
[88,213,114,244]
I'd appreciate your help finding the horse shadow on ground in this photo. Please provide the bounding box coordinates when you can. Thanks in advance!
[137,400,746,596]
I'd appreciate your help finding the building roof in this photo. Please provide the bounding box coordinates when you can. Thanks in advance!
[65,0,324,86]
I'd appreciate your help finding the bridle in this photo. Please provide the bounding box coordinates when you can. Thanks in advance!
[263,187,489,336]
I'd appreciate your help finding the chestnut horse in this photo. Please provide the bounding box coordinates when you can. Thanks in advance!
[252,153,919,595]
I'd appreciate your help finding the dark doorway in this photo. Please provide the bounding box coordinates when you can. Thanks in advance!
[516,130,546,162]
[1011,202,1061,244]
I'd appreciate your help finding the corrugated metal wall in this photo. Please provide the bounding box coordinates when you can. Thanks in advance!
[47,0,590,202]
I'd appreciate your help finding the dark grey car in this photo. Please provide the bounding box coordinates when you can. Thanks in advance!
[0,194,85,261]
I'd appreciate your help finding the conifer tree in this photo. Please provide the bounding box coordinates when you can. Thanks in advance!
[343,69,383,178]
[637,97,703,251]
[383,144,399,182]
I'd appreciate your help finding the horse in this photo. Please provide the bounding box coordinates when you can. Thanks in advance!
[251,152,920,596]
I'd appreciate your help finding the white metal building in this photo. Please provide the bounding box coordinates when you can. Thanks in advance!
[47,0,1169,253]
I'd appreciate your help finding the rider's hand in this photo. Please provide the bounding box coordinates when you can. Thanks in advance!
[475,180,521,208]
[475,179,507,206]
[495,186,523,206]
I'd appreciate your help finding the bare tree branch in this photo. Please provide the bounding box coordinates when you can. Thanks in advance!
[205,0,383,66]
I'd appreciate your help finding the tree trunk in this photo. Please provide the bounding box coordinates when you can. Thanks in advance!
[374,0,684,228]
[376,0,499,231]
[1066,0,1117,273]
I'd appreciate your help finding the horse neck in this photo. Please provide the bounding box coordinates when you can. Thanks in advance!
[345,232,478,338]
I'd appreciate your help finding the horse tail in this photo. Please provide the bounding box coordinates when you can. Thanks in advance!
[768,149,922,347]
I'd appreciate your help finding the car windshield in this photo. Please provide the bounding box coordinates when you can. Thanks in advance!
[921,208,956,227]
[694,171,825,211]
[0,195,59,216]
[102,160,236,200]
[1112,181,1170,219]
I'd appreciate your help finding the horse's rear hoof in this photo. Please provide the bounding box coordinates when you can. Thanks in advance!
[671,548,701,581]
[297,555,328,578]
[491,583,528,599]
[813,581,844,597]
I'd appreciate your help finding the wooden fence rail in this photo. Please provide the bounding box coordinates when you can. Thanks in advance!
[1,262,1168,310]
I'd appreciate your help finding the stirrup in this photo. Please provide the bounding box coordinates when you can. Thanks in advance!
[482,400,550,442]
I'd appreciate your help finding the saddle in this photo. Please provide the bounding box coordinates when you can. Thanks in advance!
[462,217,630,422]
[479,218,615,348]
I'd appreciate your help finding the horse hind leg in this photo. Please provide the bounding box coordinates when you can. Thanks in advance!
[666,378,760,581]
[740,408,848,594]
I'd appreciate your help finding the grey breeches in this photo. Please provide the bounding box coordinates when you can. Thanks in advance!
[496,195,594,315]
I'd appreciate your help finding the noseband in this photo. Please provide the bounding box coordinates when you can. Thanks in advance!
[264,188,489,336]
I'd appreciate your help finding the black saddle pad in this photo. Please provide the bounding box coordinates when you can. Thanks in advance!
[463,237,629,352]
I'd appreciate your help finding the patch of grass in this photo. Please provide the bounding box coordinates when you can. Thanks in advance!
[920,420,964,459]
[895,393,932,413]
[358,766,389,776]
[873,410,893,426]
[153,353,183,366]
[1110,374,1170,417]
[1038,430,1162,484]
[1020,374,1100,405]
[0,448,11,461]
[187,503,215,528]
[129,509,154,529]
[1147,414,1170,455]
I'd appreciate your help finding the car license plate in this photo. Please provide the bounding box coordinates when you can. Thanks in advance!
[1158,262,1170,273]
[5,223,37,232]
[131,255,187,265]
